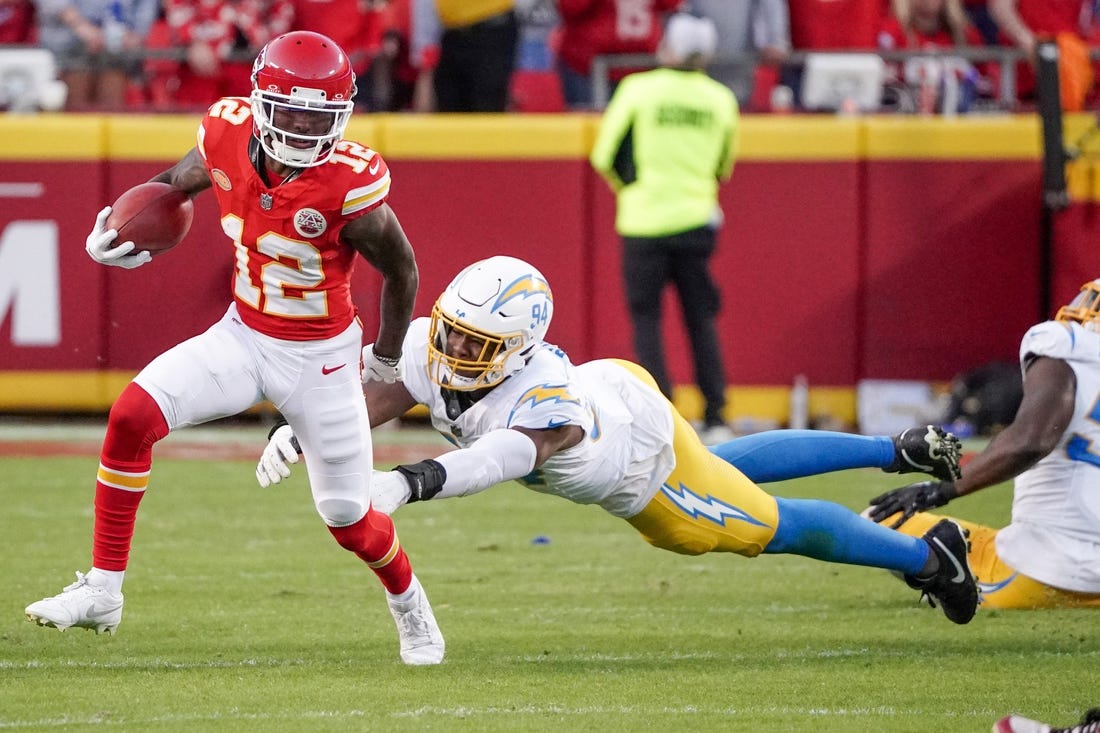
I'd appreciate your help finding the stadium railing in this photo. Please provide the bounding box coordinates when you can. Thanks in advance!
[590,47,1035,111]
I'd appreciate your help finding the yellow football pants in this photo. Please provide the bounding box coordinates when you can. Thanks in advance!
[614,360,779,557]
[887,511,1100,609]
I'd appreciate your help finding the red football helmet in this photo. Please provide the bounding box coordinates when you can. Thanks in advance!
[250,31,356,168]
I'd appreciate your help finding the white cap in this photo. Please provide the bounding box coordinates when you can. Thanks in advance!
[660,13,718,65]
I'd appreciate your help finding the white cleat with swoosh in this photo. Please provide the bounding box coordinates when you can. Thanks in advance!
[26,571,123,635]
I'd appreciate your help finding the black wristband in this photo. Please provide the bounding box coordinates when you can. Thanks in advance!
[267,417,288,440]
[267,416,301,454]
[372,348,401,367]
[393,459,447,502]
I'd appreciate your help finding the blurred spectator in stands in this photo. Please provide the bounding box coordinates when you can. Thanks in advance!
[361,0,417,111]
[882,0,979,47]
[556,0,680,111]
[879,0,994,112]
[145,0,294,111]
[789,0,885,51]
[409,0,517,112]
[962,0,999,45]
[33,0,157,110]
[508,0,564,111]
[0,0,35,43]
[989,0,1098,109]
[291,0,373,75]
[784,0,886,106]
[682,0,790,110]
[290,0,414,111]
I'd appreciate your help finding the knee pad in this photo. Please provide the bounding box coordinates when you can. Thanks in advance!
[315,496,367,528]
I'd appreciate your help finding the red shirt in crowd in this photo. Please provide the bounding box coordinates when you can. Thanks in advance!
[557,0,680,78]
[789,0,888,49]
[0,0,34,43]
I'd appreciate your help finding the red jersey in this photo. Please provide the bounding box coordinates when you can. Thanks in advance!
[197,97,391,341]
[557,0,680,77]
[878,17,985,50]
[1014,0,1088,35]
[789,0,885,49]
[291,0,371,65]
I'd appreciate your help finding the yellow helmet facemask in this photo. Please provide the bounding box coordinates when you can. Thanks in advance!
[1055,279,1100,331]
[427,302,528,391]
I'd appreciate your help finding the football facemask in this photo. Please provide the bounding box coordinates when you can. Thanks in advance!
[426,256,554,391]
[1055,278,1100,331]
[250,31,356,168]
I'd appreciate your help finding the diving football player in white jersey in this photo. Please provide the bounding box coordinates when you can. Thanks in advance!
[867,279,1100,610]
[259,255,981,626]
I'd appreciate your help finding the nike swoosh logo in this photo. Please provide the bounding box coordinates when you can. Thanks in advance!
[901,449,933,471]
[369,158,380,175]
[547,418,570,428]
[931,536,967,583]
[322,363,347,375]
[87,598,121,617]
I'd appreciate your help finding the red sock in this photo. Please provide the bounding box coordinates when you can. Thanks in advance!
[328,507,413,594]
[92,384,169,571]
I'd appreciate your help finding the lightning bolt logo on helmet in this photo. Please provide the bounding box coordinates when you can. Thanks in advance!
[492,275,554,323]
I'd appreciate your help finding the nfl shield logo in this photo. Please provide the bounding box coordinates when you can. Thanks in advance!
[260,193,273,211]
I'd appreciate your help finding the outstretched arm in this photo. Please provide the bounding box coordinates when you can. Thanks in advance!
[951,356,1074,496]
[371,424,584,513]
[867,356,1075,525]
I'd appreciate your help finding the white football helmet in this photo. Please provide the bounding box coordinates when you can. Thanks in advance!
[1056,278,1100,331]
[249,31,356,168]
[428,256,554,391]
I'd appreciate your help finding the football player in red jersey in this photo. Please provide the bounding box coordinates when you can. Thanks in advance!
[25,31,444,665]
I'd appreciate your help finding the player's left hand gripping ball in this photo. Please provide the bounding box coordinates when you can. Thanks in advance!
[85,206,152,269]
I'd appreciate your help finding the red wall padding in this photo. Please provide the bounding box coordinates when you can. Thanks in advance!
[1,151,1090,402]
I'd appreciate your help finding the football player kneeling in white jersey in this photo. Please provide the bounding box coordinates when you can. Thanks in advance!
[868,279,1100,610]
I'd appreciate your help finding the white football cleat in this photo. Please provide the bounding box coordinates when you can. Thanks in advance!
[387,574,444,665]
[25,571,124,635]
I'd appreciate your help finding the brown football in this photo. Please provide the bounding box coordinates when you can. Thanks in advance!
[106,182,194,256]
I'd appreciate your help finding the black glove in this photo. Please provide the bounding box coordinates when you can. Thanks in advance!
[866,480,958,528]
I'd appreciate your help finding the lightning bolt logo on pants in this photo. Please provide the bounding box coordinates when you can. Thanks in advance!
[661,483,770,528]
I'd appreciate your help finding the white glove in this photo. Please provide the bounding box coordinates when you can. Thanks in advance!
[256,425,300,488]
[370,470,412,515]
[362,344,403,383]
[85,206,152,269]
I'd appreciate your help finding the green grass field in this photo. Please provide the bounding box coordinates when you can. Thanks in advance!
[2,430,1097,732]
